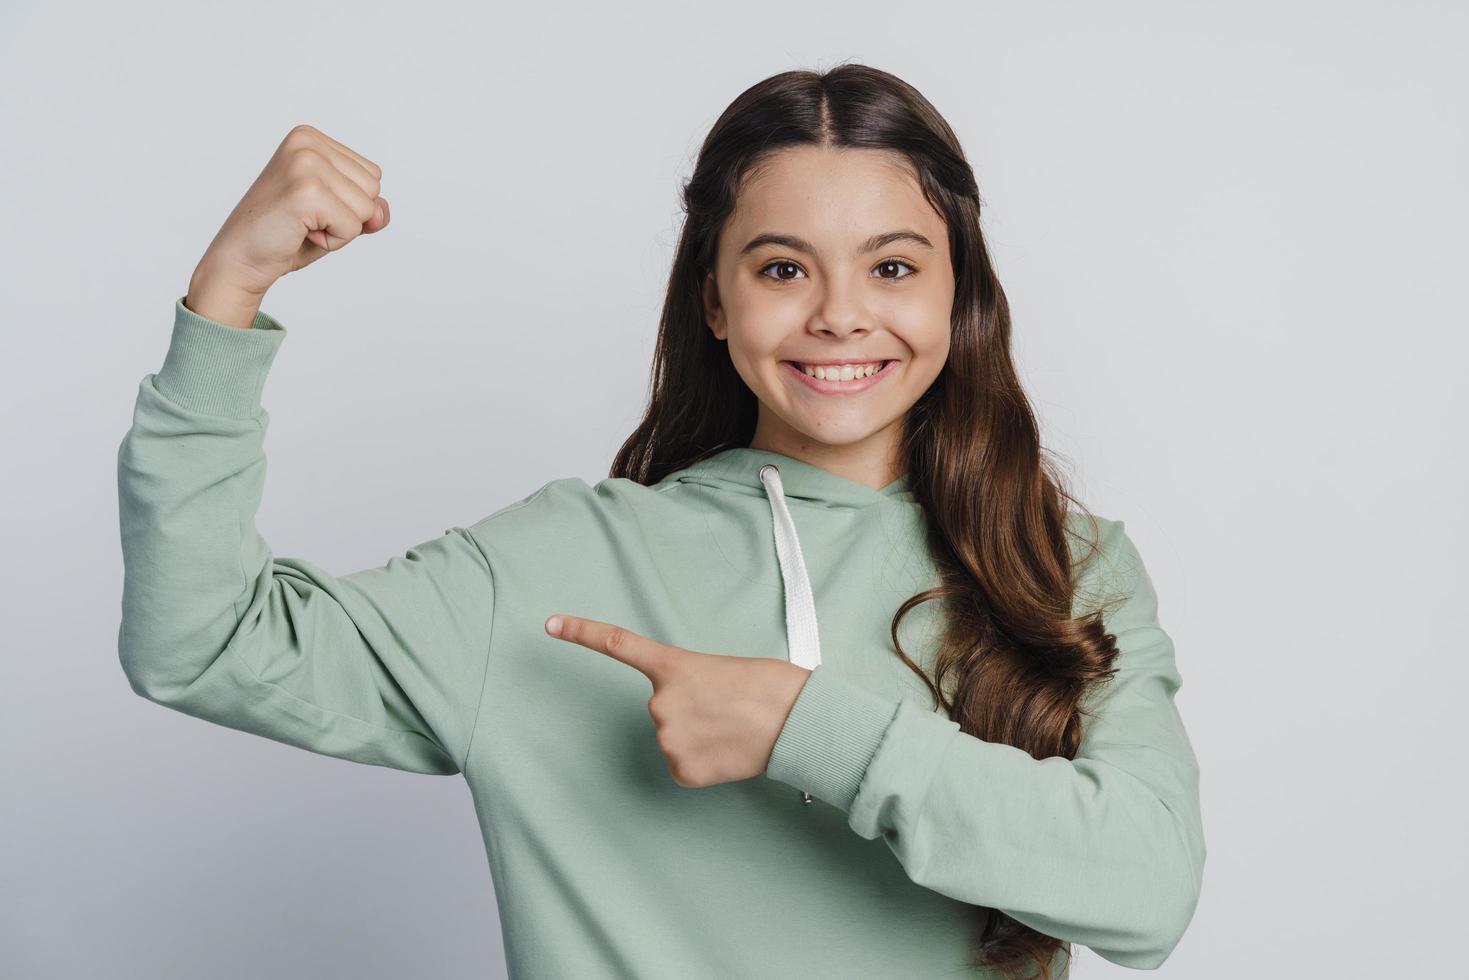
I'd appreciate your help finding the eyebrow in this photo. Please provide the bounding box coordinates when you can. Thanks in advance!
[738,229,936,258]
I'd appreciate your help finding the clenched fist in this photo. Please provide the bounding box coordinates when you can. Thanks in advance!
[187,124,390,327]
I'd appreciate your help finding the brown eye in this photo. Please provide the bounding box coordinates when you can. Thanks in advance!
[759,261,805,282]
[874,259,917,280]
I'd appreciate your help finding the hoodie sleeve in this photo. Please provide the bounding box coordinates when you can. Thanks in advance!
[116,296,495,776]
[763,518,1205,970]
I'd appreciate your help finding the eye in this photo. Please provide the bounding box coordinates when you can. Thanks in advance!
[759,260,806,282]
[873,259,917,281]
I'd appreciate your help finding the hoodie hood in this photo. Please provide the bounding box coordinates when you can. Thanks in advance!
[665,447,915,509]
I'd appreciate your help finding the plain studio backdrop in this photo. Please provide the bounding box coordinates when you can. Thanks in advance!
[2,1,1463,977]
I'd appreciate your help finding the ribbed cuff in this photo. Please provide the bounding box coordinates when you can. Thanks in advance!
[765,664,902,811]
[153,294,287,419]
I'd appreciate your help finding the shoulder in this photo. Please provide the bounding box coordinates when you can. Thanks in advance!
[1063,510,1129,565]
[459,473,672,551]
[1065,511,1148,617]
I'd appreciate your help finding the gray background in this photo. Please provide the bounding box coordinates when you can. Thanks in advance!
[3,1,1464,977]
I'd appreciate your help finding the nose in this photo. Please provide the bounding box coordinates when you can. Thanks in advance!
[808,272,877,339]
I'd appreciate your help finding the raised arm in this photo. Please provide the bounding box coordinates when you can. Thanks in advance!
[117,296,495,774]
[764,518,1205,969]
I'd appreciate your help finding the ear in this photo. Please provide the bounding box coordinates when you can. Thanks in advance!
[702,271,727,341]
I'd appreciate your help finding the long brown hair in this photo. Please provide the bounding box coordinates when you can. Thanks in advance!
[610,62,1123,979]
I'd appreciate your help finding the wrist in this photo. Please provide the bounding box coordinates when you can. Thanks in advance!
[187,259,270,330]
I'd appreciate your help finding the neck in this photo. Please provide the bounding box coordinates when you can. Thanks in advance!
[748,415,906,493]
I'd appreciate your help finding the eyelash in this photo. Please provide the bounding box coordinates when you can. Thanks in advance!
[757,258,919,284]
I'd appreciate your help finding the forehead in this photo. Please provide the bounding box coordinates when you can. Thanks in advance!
[724,145,945,247]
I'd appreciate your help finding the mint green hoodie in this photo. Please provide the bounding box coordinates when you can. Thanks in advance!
[116,296,1205,978]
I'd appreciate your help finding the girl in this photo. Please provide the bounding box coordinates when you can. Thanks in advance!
[118,64,1204,979]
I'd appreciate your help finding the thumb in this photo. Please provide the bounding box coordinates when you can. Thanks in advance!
[362,196,390,234]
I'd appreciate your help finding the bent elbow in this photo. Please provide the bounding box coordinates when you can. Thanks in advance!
[120,649,182,706]
[1142,828,1206,968]
[1095,821,1205,970]
[1092,901,1196,970]
[1132,889,1202,969]
[118,631,200,707]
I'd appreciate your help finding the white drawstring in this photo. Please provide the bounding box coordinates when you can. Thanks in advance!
[758,463,820,806]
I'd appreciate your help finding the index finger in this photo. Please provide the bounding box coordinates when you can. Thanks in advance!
[546,614,672,679]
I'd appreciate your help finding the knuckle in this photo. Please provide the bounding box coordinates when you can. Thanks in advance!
[286,148,326,182]
[290,172,330,204]
[298,146,328,169]
[604,627,631,655]
[283,125,318,151]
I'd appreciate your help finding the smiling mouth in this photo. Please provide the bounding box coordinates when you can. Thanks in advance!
[783,359,894,380]
[780,359,898,395]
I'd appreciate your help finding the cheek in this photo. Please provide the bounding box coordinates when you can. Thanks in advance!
[723,313,790,364]
[720,335,775,394]
[893,315,951,365]
[923,330,951,364]
[911,278,955,355]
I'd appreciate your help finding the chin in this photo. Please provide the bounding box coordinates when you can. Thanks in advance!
[785,420,888,448]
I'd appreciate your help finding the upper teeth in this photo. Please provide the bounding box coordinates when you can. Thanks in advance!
[799,361,884,380]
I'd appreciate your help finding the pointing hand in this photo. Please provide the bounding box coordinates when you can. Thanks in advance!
[545,614,810,789]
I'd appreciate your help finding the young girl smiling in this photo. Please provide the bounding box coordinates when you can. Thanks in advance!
[118,63,1205,979]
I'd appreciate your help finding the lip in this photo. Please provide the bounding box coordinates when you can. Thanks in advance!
[782,359,898,396]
